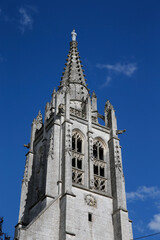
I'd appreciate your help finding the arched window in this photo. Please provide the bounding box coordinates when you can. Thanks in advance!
[93,140,104,160]
[93,139,106,192]
[72,131,84,185]
[72,133,82,153]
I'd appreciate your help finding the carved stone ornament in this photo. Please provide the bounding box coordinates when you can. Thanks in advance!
[23,157,29,186]
[45,102,51,120]
[48,128,54,160]
[90,179,94,189]
[116,129,126,135]
[85,194,97,207]
[105,100,114,112]
[65,124,72,155]
[88,133,93,161]
[58,104,65,113]
[34,110,43,130]
[115,142,122,172]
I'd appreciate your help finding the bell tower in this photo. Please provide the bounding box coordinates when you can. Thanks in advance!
[14,30,133,240]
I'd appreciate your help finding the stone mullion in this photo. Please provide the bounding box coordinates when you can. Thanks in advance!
[97,145,100,160]
[98,161,100,176]
[75,151,77,169]
[75,136,77,153]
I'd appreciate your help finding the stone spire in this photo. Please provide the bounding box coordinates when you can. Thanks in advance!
[58,30,89,101]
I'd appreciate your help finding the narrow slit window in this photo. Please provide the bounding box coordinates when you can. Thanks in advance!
[77,138,82,153]
[72,158,76,167]
[93,145,97,159]
[72,137,75,150]
[99,147,104,160]
[94,165,98,175]
[77,159,82,169]
[88,213,92,222]
[100,167,104,177]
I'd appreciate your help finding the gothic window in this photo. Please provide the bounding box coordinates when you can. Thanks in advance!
[93,139,106,192]
[93,163,105,177]
[72,132,84,185]
[72,133,82,153]
[93,141,104,160]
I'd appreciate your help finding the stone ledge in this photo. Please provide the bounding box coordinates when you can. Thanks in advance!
[60,191,76,199]
[112,208,128,215]
[108,136,120,142]
[29,194,55,210]
[66,231,76,236]
[72,184,112,199]
[25,151,34,156]
[23,195,61,230]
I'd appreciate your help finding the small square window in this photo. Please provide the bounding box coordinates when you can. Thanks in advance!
[88,213,92,222]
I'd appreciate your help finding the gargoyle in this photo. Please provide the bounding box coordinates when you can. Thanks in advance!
[24,143,30,148]
[116,129,126,135]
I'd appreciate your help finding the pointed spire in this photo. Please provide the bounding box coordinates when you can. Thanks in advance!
[52,88,56,95]
[92,91,97,98]
[37,110,42,122]
[50,88,56,111]
[34,110,43,130]
[58,30,89,100]
[105,100,114,111]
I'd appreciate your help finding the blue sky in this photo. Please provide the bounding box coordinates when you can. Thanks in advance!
[0,0,160,239]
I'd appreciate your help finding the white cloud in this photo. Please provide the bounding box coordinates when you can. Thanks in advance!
[19,6,37,33]
[97,62,137,77]
[126,186,160,202]
[100,76,112,87]
[97,62,137,87]
[134,220,145,233]
[148,214,160,231]
[19,7,32,32]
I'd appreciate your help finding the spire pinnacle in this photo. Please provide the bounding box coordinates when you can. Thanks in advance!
[58,30,89,101]
[71,29,77,41]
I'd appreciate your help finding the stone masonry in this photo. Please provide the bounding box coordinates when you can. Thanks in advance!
[14,30,133,240]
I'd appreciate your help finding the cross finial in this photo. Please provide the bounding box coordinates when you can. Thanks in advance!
[71,29,77,41]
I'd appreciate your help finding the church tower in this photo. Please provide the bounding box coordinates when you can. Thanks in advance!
[15,30,133,240]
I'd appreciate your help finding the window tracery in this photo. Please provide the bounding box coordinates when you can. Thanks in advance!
[93,140,104,160]
[93,139,106,192]
[72,132,84,185]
